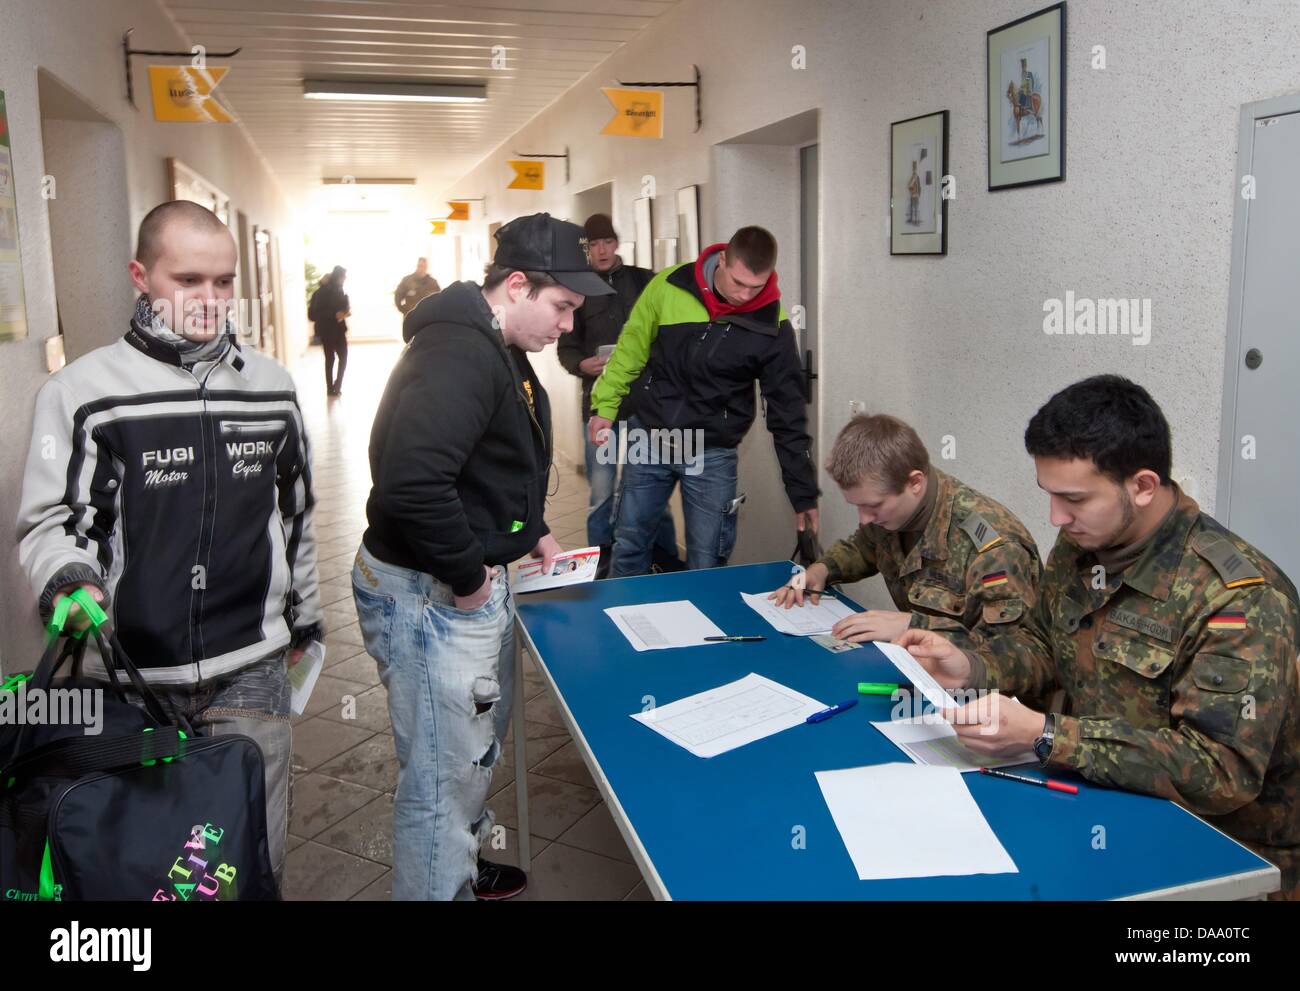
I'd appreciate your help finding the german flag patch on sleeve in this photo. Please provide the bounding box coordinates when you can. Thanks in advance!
[981,570,1009,589]
[1206,612,1247,632]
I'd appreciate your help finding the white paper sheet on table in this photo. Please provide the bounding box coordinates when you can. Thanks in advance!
[871,715,1038,772]
[739,590,857,636]
[630,673,826,758]
[814,763,1018,880]
[512,546,600,594]
[604,600,726,651]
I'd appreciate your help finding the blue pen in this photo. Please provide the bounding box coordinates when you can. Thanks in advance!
[806,699,858,723]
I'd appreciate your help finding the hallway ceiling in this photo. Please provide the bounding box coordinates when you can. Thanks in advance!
[158,0,679,205]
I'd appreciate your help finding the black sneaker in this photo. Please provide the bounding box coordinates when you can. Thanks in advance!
[473,859,527,900]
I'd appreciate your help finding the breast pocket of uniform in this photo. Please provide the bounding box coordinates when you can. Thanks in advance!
[1090,628,1179,724]
[982,599,1025,627]
[908,582,965,618]
[1094,626,1177,682]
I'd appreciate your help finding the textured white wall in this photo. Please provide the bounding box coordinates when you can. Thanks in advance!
[0,0,306,671]
[446,0,1300,606]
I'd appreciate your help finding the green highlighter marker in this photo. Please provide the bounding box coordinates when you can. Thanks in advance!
[858,682,902,696]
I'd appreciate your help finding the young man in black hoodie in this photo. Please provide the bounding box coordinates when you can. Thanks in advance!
[352,214,613,900]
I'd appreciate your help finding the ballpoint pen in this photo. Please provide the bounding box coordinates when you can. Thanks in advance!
[806,699,858,723]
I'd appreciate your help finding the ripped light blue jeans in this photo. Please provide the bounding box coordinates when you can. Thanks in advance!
[351,543,515,901]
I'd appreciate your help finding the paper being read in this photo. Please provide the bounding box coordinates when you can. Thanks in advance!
[604,600,726,651]
[815,763,1018,880]
[874,640,956,710]
[739,590,856,636]
[631,673,826,758]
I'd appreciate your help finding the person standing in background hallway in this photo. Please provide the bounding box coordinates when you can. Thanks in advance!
[395,256,441,335]
[309,265,349,396]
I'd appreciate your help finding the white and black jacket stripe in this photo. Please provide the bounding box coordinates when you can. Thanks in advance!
[16,327,323,684]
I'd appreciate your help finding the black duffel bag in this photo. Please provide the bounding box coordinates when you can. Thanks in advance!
[0,592,279,901]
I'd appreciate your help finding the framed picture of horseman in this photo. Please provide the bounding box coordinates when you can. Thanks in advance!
[987,2,1066,190]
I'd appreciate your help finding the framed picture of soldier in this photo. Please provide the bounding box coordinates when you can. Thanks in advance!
[890,110,948,256]
[987,2,1066,190]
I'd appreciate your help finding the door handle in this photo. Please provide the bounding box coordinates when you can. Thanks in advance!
[802,348,818,403]
[1245,348,1263,370]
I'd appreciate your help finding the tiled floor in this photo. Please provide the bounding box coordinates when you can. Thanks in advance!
[284,340,648,901]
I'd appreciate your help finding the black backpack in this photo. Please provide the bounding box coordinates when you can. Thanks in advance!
[0,599,279,902]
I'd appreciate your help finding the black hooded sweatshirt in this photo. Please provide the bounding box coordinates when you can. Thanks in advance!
[363,281,551,595]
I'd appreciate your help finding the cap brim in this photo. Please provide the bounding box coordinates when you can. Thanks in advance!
[551,270,616,296]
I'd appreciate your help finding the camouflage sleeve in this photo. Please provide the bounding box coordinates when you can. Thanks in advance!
[815,528,879,587]
[907,540,1042,652]
[1047,585,1296,816]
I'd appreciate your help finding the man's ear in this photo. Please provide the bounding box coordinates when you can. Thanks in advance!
[504,270,529,303]
[127,259,150,295]
[1130,468,1163,508]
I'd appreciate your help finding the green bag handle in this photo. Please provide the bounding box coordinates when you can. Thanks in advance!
[44,586,108,641]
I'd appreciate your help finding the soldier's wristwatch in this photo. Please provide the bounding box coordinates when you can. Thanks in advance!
[1033,713,1056,765]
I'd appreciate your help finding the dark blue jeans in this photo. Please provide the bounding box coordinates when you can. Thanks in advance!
[611,439,738,577]
[584,426,677,554]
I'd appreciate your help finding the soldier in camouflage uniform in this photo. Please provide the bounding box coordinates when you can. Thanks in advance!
[900,375,1300,896]
[770,414,1041,649]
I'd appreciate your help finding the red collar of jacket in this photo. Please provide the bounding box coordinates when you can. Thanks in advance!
[692,243,781,320]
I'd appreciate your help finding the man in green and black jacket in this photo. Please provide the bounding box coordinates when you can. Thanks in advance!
[588,226,819,575]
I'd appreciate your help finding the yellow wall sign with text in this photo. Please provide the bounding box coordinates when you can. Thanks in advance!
[446,201,470,221]
[149,66,234,123]
[429,220,447,235]
[507,160,545,190]
[601,88,663,139]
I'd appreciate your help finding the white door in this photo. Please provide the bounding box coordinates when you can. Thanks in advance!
[1218,98,1300,587]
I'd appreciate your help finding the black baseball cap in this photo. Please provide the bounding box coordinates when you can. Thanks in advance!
[493,213,615,297]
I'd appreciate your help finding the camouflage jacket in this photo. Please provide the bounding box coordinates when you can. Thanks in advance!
[816,469,1042,650]
[971,489,1300,889]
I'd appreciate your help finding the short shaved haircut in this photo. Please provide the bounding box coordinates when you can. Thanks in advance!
[135,200,232,267]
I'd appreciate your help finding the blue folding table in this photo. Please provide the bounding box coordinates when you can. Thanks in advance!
[509,561,1279,900]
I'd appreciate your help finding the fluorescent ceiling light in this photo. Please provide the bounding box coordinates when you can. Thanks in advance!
[304,80,486,103]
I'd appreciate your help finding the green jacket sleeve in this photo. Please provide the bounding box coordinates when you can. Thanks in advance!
[589,275,662,419]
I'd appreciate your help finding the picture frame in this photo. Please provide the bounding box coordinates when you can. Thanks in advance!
[633,196,653,268]
[676,184,701,261]
[987,2,1066,191]
[890,110,949,256]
